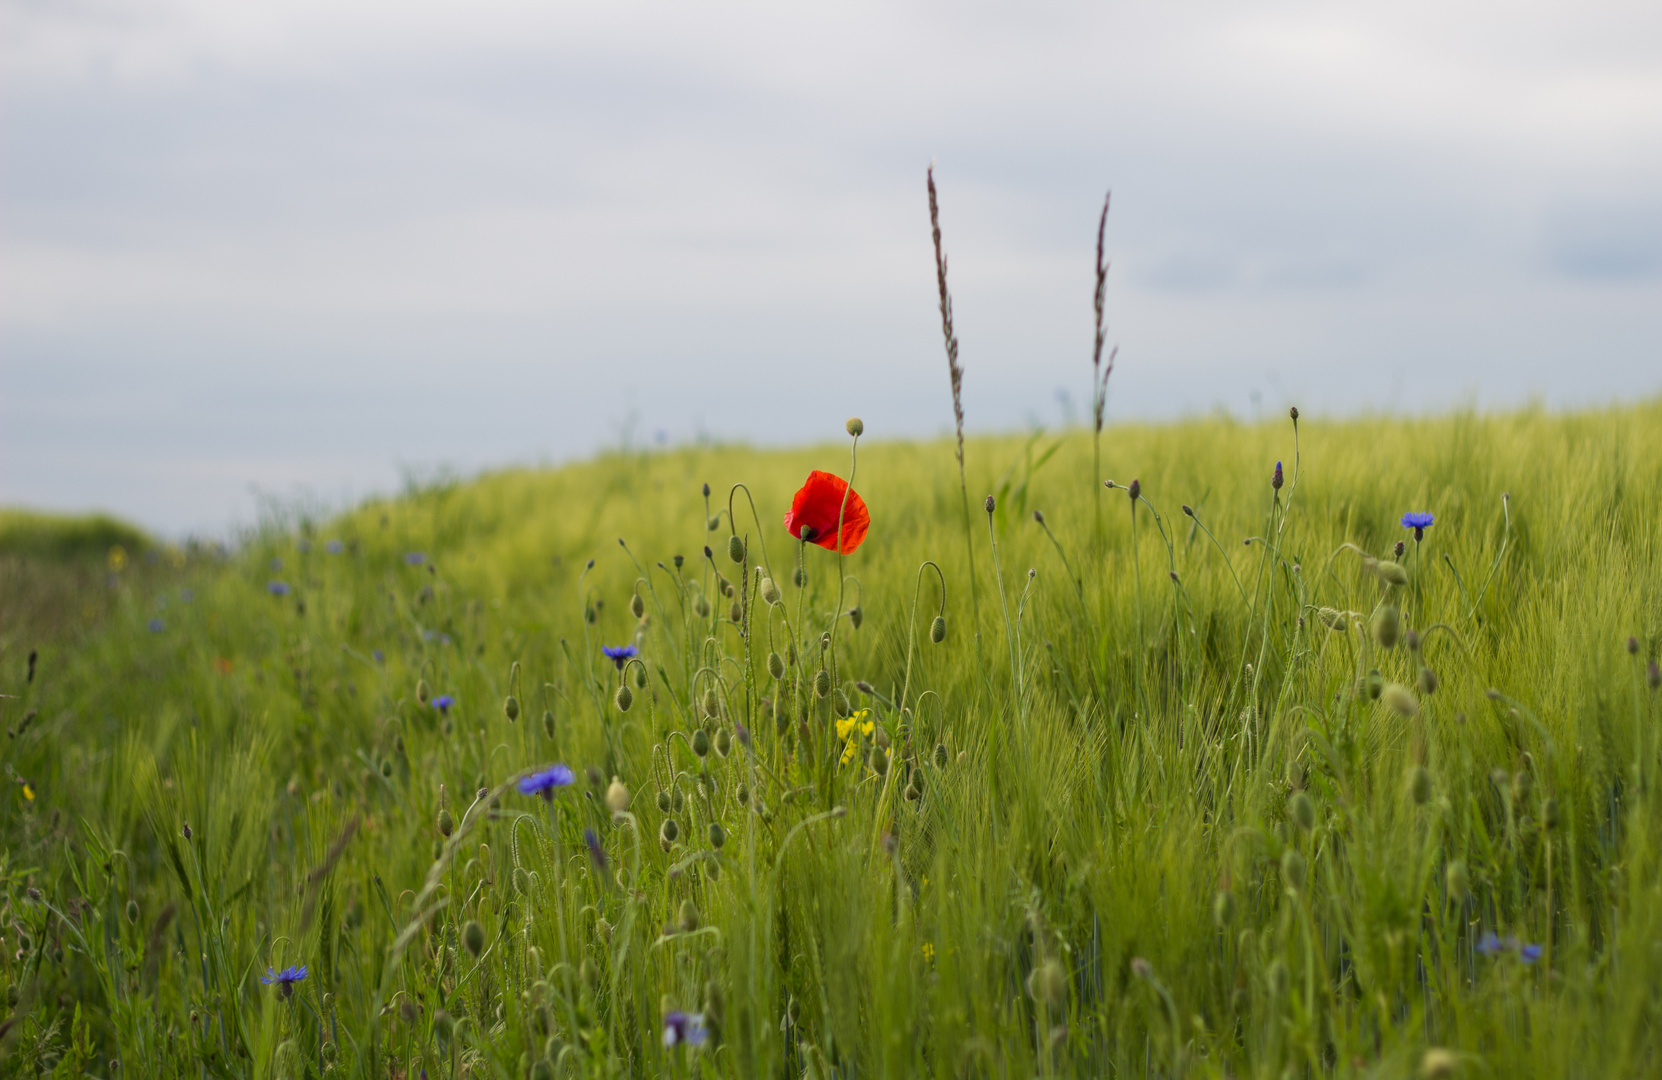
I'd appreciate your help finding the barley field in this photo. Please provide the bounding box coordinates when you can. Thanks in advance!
[2,399,1661,1079]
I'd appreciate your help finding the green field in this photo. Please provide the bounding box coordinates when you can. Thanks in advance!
[2,401,1661,1078]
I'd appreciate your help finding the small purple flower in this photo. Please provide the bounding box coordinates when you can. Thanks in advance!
[148,618,165,633]
[372,649,385,663]
[268,581,291,596]
[325,540,344,554]
[405,552,426,566]
[518,764,576,799]
[261,963,308,998]
[602,644,638,670]
[584,828,608,873]
[662,1010,708,1048]
[1520,943,1543,963]
[1272,461,1284,491]
[1401,512,1434,542]
[432,694,454,713]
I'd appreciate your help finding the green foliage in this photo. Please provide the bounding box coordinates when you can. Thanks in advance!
[2,401,1661,1078]
[0,509,150,562]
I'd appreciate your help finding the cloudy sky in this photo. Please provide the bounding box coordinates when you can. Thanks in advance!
[3,1,1659,534]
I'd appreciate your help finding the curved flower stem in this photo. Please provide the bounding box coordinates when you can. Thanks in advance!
[899,561,947,719]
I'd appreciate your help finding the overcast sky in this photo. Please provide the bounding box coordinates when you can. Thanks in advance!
[3,1,1660,535]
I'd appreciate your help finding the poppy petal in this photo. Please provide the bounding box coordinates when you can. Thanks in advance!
[784,471,869,554]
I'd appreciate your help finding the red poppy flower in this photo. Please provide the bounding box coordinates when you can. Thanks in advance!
[783,470,870,554]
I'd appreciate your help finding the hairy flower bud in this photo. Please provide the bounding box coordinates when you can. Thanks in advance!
[630,593,645,619]
[1373,605,1401,649]
[660,818,679,845]
[934,742,949,768]
[846,417,864,437]
[727,535,745,564]
[542,710,556,740]
[715,728,732,757]
[760,577,781,606]
[814,669,831,698]
[1407,765,1432,806]
[437,808,454,838]
[1445,860,1469,902]
[417,679,430,704]
[767,651,786,680]
[702,687,720,718]
[1287,791,1316,833]
[1382,683,1419,718]
[1374,560,1410,587]
[1281,849,1307,891]
[504,695,520,722]
[708,822,726,849]
[678,900,700,933]
[1418,666,1440,696]
[463,920,485,958]
[930,615,947,644]
[1128,478,1141,501]
[848,605,863,630]
[605,778,630,815]
[614,684,633,712]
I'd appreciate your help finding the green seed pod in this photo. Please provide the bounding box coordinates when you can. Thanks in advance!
[1374,559,1410,587]
[814,669,831,698]
[1372,604,1401,648]
[708,822,726,849]
[679,899,700,933]
[767,651,786,680]
[656,790,671,813]
[832,688,850,718]
[1213,890,1236,927]
[630,592,645,619]
[417,679,430,704]
[1316,607,1348,632]
[437,808,454,837]
[695,596,711,618]
[541,710,556,740]
[703,688,720,718]
[846,417,864,437]
[760,577,781,606]
[504,695,520,722]
[848,606,863,630]
[691,728,710,757]
[869,746,889,776]
[715,728,732,757]
[660,819,679,845]
[1445,860,1470,901]
[380,759,394,778]
[671,788,684,813]
[1287,791,1316,833]
[904,778,922,801]
[1407,765,1432,806]
[1281,849,1307,891]
[126,899,139,924]
[462,920,485,958]
[614,684,633,712]
[1382,683,1419,718]
[1026,958,1067,1006]
[930,615,947,644]
[727,535,745,563]
[1418,666,1440,696]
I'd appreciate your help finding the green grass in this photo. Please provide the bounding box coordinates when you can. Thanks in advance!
[2,402,1660,1078]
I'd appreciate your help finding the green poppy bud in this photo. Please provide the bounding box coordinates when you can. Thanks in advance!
[417,679,430,704]
[656,790,671,813]
[736,783,749,806]
[729,601,743,623]
[934,742,949,768]
[904,778,922,801]
[504,695,520,722]
[930,615,947,644]
[584,604,597,624]
[1213,890,1236,927]
[768,651,786,680]
[869,746,889,776]
[437,808,454,837]
[1281,849,1307,891]
[462,920,485,958]
[708,822,726,849]
[1418,666,1440,696]
[1026,958,1067,1005]
[660,819,679,845]
[1407,765,1432,806]
[1287,791,1316,832]
[1267,958,1290,996]
[846,417,864,437]
[1363,668,1384,700]
[630,593,645,619]
[814,669,831,698]
[1382,683,1419,718]
[1543,797,1560,830]
[1316,607,1348,632]
[793,566,807,588]
[1420,1048,1458,1080]
[728,535,745,563]
[760,577,781,606]
[707,515,721,532]
[530,1057,554,1080]
[1374,559,1410,587]
[832,688,850,717]
[605,778,630,815]
[512,867,531,895]
[541,710,556,740]
[1445,859,1469,901]
[614,684,633,712]
[1373,604,1400,648]
[715,728,732,757]
[634,665,648,689]
[703,688,720,717]
[849,606,863,630]
[678,899,700,933]
[692,729,710,757]
[695,595,711,618]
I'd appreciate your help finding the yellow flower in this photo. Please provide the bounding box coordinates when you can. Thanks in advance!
[835,708,872,741]
[921,942,935,963]
[23,783,35,802]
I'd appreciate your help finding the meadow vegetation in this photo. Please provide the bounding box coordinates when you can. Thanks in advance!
[2,398,1661,1079]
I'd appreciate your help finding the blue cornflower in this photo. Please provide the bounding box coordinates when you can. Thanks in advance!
[405,552,426,566]
[148,618,165,633]
[1272,461,1284,491]
[1520,943,1543,963]
[584,827,608,873]
[372,649,385,663]
[325,540,344,554]
[432,695,454,713]
[518,764,575,799]
[662,1010,708,1048]
[268,581,290,596]
[1476,931,1507,955]
[261,963,308,998]
[1401,512,1434,542]
[601,644,638,671]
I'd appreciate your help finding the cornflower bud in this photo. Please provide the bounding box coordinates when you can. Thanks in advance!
[1128,479,1141,501]
[984,495,996,513]
[1629,636,1640,655]
[1393,540,1406,559]
[1289,406,1299,421]
[1272,461,1283,491]
[1650,661,1660,690]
